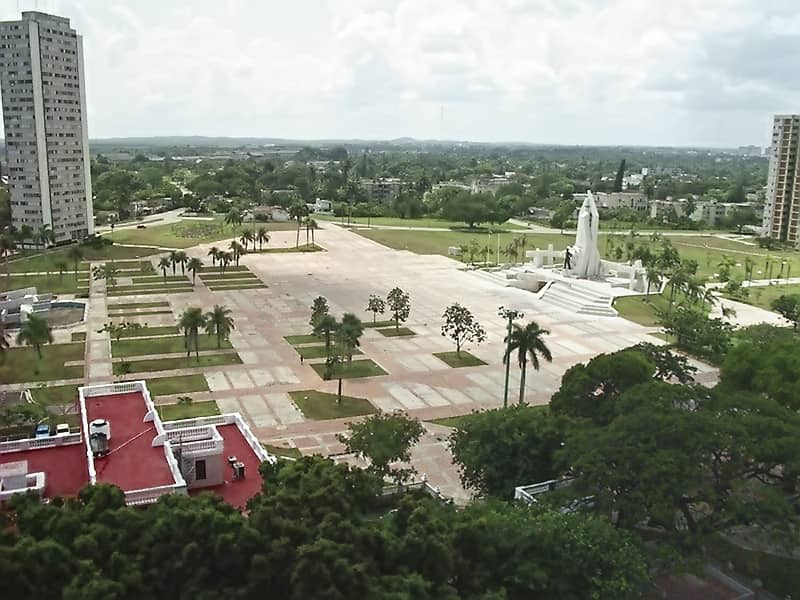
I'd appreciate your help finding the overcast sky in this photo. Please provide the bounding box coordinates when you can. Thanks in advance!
[2,0,799,147]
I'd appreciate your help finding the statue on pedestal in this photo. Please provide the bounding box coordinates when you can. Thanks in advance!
[569,191,601,279]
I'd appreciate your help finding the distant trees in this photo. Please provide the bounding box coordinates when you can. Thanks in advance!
[438,190,513,228]
[441,303,486,357]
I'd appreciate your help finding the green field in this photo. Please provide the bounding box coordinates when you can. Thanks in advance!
[71,332,86,342]
[158,400,220,421]
[262,443,303,459]
[723,283,800,311]
[198,265,249,272]
[433,351,488,368]
[113,352,242,374]
[289,389,376,420]
[0,343,84,383]
[146,374,210,396]
[613,295,670,327]
[311,358,387,380]
[356,228,800,283]
[377,327,416,337]
[4,244,161,274]
[116,325,180,338]
[111,335,232,358]
[108,300,170,310]
[30,383,79,406]
[284,334,321,345]
[206,283,267,291]
[200,272,259,281]
[106,219,296,249]
[294,345,363,360]
[0,273,89,294]
[108,286,193,297]
[251,244,324,253]
[317,215,528,230]
[132,275,188,283]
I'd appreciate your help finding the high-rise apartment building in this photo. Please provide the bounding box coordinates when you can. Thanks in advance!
[763,114,800,245]
[0,11,93,244]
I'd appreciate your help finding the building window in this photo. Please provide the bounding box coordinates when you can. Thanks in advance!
[195,459,207,481]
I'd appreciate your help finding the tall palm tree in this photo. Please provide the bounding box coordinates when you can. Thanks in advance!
[187,257,203,285]
[67,245,83,278]
[313,314,338,351]
[169,250,180,275]
[219,251,232,274]
[338,312,363,363]
[224,208,243,229]
[256,227,270,250]
[229,240,244,266]
[304,217,318,245]
[208,246,220,266]
[178,307,207,361]
[240,229,254,251]
[18,225,33,248]
[289,202,309,248]
[0,234,15,276]
[158,256,171,282]
[204,304,235,348]
[54,259,68,281]
[503,321,552,406]
[174,250,188,275]
[16,314,54,371]
[645,265,661,300]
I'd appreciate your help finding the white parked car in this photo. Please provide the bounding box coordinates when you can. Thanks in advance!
[55,423,71,436]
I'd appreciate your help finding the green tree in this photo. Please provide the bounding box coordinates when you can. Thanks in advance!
[337,411,425,485]
[224,208,243,229]
[178,307,207,361]
[97,321,142,343]
[66,245,83,278]
[91,263,120,292]
[771,294,800,330]
[157,256,171,281]
[365,294,385,323]
[313,314,338,351]
[289,202,309,247]
[309,295,329,330]
[207,246,220,266]
[173,250,188,275]
[16,314,53,367]
[503,321,552,405]
[0,233,15,276]
[449,406,564,498]
[338,312,363,363]
[0,321,10,360]
[228,240,244,266]
[386,287,410,331]
[204,304,235,348]
[187,257,203,285]
[440,303,486,357]
[256,226,270,250]
[54,259,68,281]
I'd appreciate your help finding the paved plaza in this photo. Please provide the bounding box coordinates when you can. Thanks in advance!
[72,223,676,501]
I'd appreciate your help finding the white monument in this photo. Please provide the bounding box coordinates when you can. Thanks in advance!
[570,191,601,279]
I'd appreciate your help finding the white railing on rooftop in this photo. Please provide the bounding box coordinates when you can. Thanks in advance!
[162,414,228,430]
[178,439,224,455]
[162,440,186,488]
[124,482,186,506]
[0,472,46,502]
[165,426,215,443]
[0,432,82,454]
[232,413,276,464]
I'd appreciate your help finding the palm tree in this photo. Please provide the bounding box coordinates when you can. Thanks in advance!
[219,251,232,274]
[187,257,203,285]
[503,321,552,406]
[229,240,244,266]
[208,246,220,266]
[256,227,270,250]
[174,250,188,275]
[168,250,180,275]
[240,229,254,251]
[178,307,207,361]
[289,202,309,248]
[67,245,83,278]
[158,256,171,282]
[0,234,15,276]
[313,314,338,350]
[204,305,235,348]
[224,208,243,229]
[16,314,54,371]
[54,259,68,281]
[645,265,661,300]
[338,313,363,363]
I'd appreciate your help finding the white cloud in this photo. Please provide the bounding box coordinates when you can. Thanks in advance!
[2,0,799,146]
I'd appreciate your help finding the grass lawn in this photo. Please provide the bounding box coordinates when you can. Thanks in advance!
[158,400,220,421]
[199,265,249,272]
[0,343,84,383]
[0,273,88,294]
[116,325,179,338]
[71,332,86,342]
[109,309,174,318]
[108,286,194,297]
[295,345,363,360]
[114,352,242,374]
[133,275,188,283]
[147,374,210,396]
[112,335,232,358]
[377,327,416,337]
[252,244,324,253]
[289,389,376,420]
[200,272,259,281]
[613,294,671,327]
[722,282,800,311]
[105,219,237,249]
[263,443,303,459]
[5,243,161,274]
[364,319,398,328]
[108,300,170,310]
[30,383,79,406]
[433,351,488,368]
[428,413,479,428]
[284,334,321,345]
[207,283,267,291]
[311,359,387,380]
[318,215,528,230]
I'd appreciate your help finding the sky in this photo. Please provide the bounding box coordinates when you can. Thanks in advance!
[2,0,800,147]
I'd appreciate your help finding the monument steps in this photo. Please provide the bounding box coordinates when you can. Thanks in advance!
[539,282,618,317]
[469,269,510,286]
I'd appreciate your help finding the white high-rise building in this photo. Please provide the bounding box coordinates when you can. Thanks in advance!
[763,114,800,245]
[0,11,93,244]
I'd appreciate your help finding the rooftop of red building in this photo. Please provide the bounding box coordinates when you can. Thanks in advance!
[0,441,88,498]
[84,391,176,492]
[187,423,264,508]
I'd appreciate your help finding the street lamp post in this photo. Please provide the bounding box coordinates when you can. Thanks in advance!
[498,306,524,409]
